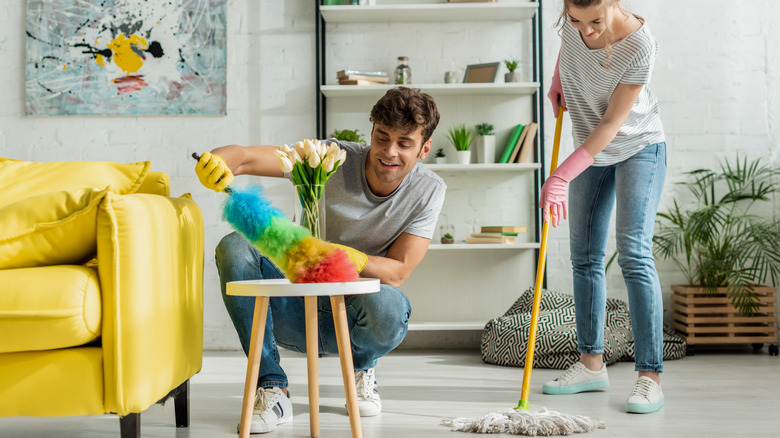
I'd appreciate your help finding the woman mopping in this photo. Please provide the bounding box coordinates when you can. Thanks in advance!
[540,0,667,414]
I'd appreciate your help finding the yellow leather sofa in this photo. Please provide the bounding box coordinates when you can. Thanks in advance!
[0,158,204,438]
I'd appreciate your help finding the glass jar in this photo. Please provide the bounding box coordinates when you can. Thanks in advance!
[394,56,411,84]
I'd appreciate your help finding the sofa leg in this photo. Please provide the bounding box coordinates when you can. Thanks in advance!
[173,379,190,428]
[119,413,140,438]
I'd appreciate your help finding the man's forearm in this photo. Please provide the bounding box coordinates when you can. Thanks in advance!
[360,255,412,288]
[211,144,284,178]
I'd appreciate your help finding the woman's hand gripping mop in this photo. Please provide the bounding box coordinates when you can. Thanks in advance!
[441,107,606,435]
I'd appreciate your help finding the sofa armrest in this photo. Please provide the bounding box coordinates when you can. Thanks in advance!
[97,192,203,416]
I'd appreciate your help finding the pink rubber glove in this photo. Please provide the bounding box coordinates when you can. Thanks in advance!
[539,147,594,227]
[547,53,567,118]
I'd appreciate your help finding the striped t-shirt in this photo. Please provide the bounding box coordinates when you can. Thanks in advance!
[559,18,665,166]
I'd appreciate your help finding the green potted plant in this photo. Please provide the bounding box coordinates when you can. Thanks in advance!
[441,232,454,244]
[329,129,366,144]
[653,155,780,353]
[434,148,447,165]
[504,59,520,82]
[474,123,496,164]
[447,124,473,165]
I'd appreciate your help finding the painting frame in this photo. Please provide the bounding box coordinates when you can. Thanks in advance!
[463,62,500,83]
[25,0,227,116]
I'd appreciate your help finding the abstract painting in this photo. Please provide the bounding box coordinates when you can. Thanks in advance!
[26,0,227,116]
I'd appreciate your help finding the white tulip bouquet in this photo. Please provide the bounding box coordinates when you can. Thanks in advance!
[273,139,347,238]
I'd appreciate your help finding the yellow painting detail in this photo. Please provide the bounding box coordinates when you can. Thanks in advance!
[105,33,148,74]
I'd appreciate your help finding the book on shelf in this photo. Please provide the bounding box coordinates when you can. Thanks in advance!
[338,79,389,86]
[470,232,514,238]
[338,74,389,83]
[337,69,388,79]
[480,225,527,234]
[515,122,538,164]
[507,123,530,163]
[466,235,516,244]
[498,124,524,164]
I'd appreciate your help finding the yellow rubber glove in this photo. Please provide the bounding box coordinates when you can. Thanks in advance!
[195,152,234,192]
[332,243,368,273]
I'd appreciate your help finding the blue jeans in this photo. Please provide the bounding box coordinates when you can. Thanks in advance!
[568,142,666,372]
[215,232,412,388]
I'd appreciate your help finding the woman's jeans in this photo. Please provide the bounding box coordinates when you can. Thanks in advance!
[568,142,666,372]
[215,232,411,388]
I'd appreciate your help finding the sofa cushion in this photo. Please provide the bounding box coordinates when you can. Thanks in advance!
[0,157,151,208]
[0,265,101,353]
[0,187,108,269]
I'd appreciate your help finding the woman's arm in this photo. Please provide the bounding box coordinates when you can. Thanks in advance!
[580,82,644,157]
[360,232,431,288]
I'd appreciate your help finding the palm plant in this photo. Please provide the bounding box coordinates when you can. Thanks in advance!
[653,155,780,315]
[447,124,473,151]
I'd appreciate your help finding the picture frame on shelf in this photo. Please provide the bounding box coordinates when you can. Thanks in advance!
[463,62,500,83]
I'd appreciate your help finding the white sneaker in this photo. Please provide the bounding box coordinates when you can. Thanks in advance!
[354,368,382,416]
[626,376,664,414]
[244,387,293,434]
[542,362,610,395]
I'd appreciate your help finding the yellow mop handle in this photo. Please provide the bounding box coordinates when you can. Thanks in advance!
[517,106,564,411]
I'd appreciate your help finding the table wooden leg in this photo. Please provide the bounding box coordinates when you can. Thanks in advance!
[238,296,270,438]
[330,295,363,438]
[304,296,320,438]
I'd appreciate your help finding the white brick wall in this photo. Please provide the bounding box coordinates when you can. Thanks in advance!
[1,0,778,349]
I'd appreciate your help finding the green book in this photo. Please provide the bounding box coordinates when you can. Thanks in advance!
[499,124,525,163]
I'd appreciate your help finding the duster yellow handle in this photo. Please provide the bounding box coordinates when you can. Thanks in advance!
[517,106,564,411]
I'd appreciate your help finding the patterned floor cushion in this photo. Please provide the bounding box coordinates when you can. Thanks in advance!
[481,288,686,369]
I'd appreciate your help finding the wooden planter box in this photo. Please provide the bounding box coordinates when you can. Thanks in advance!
[671,285,778,352]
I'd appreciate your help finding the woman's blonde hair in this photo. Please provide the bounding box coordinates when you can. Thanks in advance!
[557,0,638,69]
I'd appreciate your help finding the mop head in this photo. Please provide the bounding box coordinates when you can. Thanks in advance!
[222,184,359,283]
[442,407,605,436]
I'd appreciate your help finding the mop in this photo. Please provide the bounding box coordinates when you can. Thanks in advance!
[442,108,606,435]
[192,153,359,283]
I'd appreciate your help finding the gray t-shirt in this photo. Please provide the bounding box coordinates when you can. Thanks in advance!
[560,19,665,166]
[320,140,447,257]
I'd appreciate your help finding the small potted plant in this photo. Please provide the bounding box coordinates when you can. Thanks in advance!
[504,59,521,82]
[447,124,473,165]
[329,128,367,144]
[441,232,454,244]
[434,148,447,164]
[474,123,496,164]
[653,155,780,354]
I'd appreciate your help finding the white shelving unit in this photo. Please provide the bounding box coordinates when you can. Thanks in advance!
[316,1,545,332]
[320,2,538,23]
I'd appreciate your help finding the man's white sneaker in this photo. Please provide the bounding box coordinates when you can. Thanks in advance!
[354,368,382,416]
[243,387,293,434]
[626,376,664,414]
[542,362,609,395]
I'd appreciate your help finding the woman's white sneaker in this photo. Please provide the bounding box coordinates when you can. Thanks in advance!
[246,387,293,434]
[542,362,609,395]
[626,376,664,414]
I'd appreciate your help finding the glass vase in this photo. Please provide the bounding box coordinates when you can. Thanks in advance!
[295,184,326,239]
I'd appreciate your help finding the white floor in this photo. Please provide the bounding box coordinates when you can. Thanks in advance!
[2,346,779,438]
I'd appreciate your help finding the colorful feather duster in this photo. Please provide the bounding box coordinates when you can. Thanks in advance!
[222,184,359,283]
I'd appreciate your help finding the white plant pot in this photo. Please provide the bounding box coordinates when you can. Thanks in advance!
[505,71,522,83]
[456,150,471,165]
[476,135,496,163]
[435,157,447,164]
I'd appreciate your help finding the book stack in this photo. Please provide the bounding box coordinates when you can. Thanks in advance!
[337,69,389,86]
[498,122,538,164]
[465,226,527,244]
